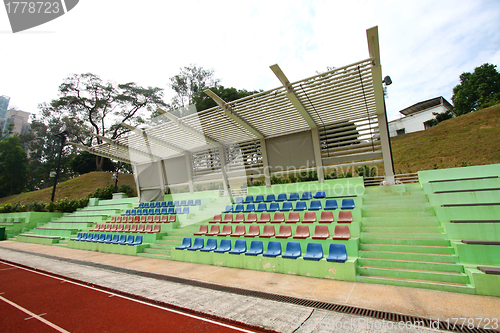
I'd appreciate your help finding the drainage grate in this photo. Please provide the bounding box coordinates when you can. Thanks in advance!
[1,248,497,333]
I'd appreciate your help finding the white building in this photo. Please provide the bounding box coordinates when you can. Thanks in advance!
[2,108,31,136]
[388,97,453,137]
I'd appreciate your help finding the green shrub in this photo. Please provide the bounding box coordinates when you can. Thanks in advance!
[25,200,47,212]
[45,201,56,212]
[118,184,134,197]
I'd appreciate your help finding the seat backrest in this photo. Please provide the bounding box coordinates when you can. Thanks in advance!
[314,191,326,198]
[221,225,232,234]
[255,195,264,203]
[266,241,281,254]
[234,204,244,212]
[136,209,142,215]
[341,198,355,209]
[161,215,169,222]
[314,225,330,238]
[248,225,260,235]
[234,225,246,234]
[277,193,287,201]
[143,202,149,208]
[133,216,140,223]
[168,215,176,222]
[259,212,271,222]
[181,237,191,247]
[193,238,204,247]
[295,201,307,210]
[112,234,119,242]
[152,224,161,232]
[219,239,231,250]
[134,236,143,244]
[148,208,155,215]
[117,224,124,232]
[93,233,100,240]
[310,200,322,210]
[244,196,254,203]
[119,235,127,242]
[180,200,187,206]
[320,211,334,222]
[224,204,233,212]
[338,210,353,222]
[235,196,244,204]
[213,214,222,221]
[301,192,312,200]
[140,216,147,223]
[105,234,112,242]
[246,213,257,223]
[295,225,310,237]
[182,207,189,214]
[223,214,233,222]
[328,243,347,261]
[289,193,299,201]
[123,224,130,232]
[306,243,323,256]
[161,201,167,207]
[130,224,137,232]
[142,209,149,215]
[287,212,300,223]
[167,201,174,207]
[175,207,182,214]
[285,242,301,255]
[155,202,161,207]
[249,240,263,252]
[138,203,144,208]
[153,215,160,222]
[278,225,292,236]
[269,202,279,211]
[233,239,247,251]
[154,208,160,215]
[126,235,135,243]
[325,199,338,210]
[234,213,245,222]
[145,224,153,232]
[273,212,285,222]
[265,194,276,202]
[146,216,153,223]
[195,199,201,205]
[209,225,220,233]
[303,211,317,222]
[206,238,217,248]
[174,201,180,206]
[187,200,194,206]
[127,216,134,223]
[168,208,175,214]
[282,202,293,210]
[160,207,167,215]
[199,225,209,233]
[137,224,145,232]
[245,204,255,212]
[257,203,267,211]
[333,225,351,239]
[262,225,275,236]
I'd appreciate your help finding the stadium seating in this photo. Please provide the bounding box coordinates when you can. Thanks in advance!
[223,205,233,213]
[214,239,231,253]
[234,204,244,213]
[325,200,338,210]
[187,238,204,251]
[289,193,299,201]
[256,203,267,212]
[268,202,279,212]
[313,191,326,198]
[280,202,293,211]
[244,196,254,203]
[282,242,301,259]
[129,235,143,246]
[312,225,330,239]
[271,213,285,223]
[222,214,233,223]
[260,225,275,238]
[265,194,276,202]
[255,195,265,203]
[234,213,245,223]
[337,211,353,223]
[245,240,264,256]
[301,192,313,200]
[218,225,232,236]
[294,201,307,211]
[195,199,201,205]
[244,204,255,213]
[200,238,218,252]
[309,200,322,211]
[275,225,292,238]
[187,200,194,206]
[246,213,257,223]
[263,241,282,257]
[326,244,347,263]
[276,193,287,202]
[194,225,208,235]
[286,212,300,224]
[231,225,246,237]
[302,211,317,223]
[332,225,350,240]
[341,199,355,209]
[293,225,310,239]
[206,225,220,236]
[210,214,222,223]
[244,225,260,237]
[257,213,271,223]
[235,196,244,204]
[319,211,334,223]
[229,240,247,254]
[303,243,323,261]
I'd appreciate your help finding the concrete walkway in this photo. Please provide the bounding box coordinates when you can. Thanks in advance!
[0,241,498,332]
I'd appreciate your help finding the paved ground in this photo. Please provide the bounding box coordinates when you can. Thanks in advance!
[0,241,499,332]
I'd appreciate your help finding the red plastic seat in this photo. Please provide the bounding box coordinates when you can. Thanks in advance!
[206,225,220,236]
[143,224,152,233]
[286,212,300,224]
[246,213,257,223]
[271,212,285,223]
[257,213,271,223]
[114,217,121,223]
[123,224,131,232]
[99,224,106,231]
[234,213,245,223]
[146,216,153,223]
[111,216,117,222]
[293,225,310,239]
[245,225,260,237]
[168,215,176,223]
[218,225,232,236]
[116,224,124,232]
[337,211,353,223]
[140,216,147,223]
[260,225,275,238]
[302,211,317,223]
[319,211,334,223]
[194,225,209,235]
[89,224,98,231]
[332,225,351,240]
[133,216,140,223]
[105,224,112,232]
[153,215,160,223]
[210,214,222,223]
[161,215,169,223]
[222,214,233,223]
[312,225,330,239]
[275,225,292,238]
[126,216,134,223]
[130,224,138,232]
[230,225,246,237]
[137,224,145,233]
[150,224,161,233]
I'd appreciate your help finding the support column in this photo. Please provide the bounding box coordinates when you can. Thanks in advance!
[131,164,142,202]
[217,145,231,199]
[311,128,325,183]
[156,160,166,201]
[185,154,194,194]
[260,138,271,187]
[377,109,395,185]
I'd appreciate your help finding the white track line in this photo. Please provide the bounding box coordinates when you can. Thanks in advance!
[0,295,70,333]
[1,261,256,333]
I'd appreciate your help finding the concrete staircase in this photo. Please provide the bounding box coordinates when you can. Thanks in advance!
[356,185,475,294]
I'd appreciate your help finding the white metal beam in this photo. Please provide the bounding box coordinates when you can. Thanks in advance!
[120,123,188,155]
[67,142,133,164]
[92,134,162,161]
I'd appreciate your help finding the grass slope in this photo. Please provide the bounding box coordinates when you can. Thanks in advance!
[0,172,137,205]
[390,103,500,174]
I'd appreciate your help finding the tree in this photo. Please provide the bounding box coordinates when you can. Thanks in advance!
[192,85,262,111]
[70,151,115,175]
[44,73,166,170]
[452,63,500,115]
[0,136,29,197]
[423,110,456,129]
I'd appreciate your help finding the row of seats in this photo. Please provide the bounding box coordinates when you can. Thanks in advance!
[210,211,353,224]
[194,224,350,240]
[223,199,355,213]
[176,238,347,262]
[111,215,176,223]
[124,207,190,216]
[235,192,328,204]
[90,224,161,233]
[71,232,143,245]
[136,199,202,209]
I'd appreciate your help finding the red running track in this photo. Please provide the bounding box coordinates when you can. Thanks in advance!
[0,261,261,333]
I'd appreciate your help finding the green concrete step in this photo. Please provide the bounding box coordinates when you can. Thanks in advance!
[360,244,454,254]
[362,210,436,217]
[361,232,446,239]
[359,250,458,263]
[362,220,441,227]
[362,226,443,233]
[356,275,475,294]
[143,248,171,255]
[362,216,439,223]
[148,243,175,250]
[155,240,182,246]
[360,238,450,246]
[137,253,171,260]
[357,266,470,284]
[357,258,464,273]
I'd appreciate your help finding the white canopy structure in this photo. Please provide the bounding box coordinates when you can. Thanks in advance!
[72,26,395,201]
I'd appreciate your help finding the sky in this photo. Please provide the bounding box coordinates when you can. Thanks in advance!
[1,0,499,121]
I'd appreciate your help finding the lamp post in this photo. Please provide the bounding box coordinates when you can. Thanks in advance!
[50,131,68,202]
[112,172,118,191]
[382,76,396,180]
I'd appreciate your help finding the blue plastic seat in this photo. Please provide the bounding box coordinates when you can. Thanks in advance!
[294,201,307,211]
[167,201,174,207]
[161,201,167,207]
[180,200,187,206]
[268,202,279,212]
[222,205,233,213]
[256,203,267,212]
[289,193,299,201]
[175,207,182,214]
[124,235,135,245]
[263,241,282,257]
[301,192,312,200]
[148,208,155,215]
[136,209,142,215]
[143,202,149,208]
[214,239,232,253]
[245,241,263,256]
[160,207,168,215]
[154,208,161,215]
[96,234,106,243]
[244,196,254,204]
[138,203,144,208]
[168,207,175,214]
[228,239,247,254]
[200,238,218,252]
[109,234,121,244]
[182,207,190,214]
[265,194,276,202]
[234,204,244,213]
[155,201,161,207]
[175,237,191,250]
[130,209,137,215]
[174,200,180,206]
[130,235,143,246]
[195,199,201,205]
[303,243,323,261]
[325,199,338,210]
[341,199,355,210]
[235,196,244,204]
[314,191,326,199]
[280,202,293,211]
[124,209,131,215]
[255,195,264,203]
[187,238,204,251]
[326,243,347,263]
[78,232,87,241]
[276,193,287,202]
[84,233,94,242]
[187,200,194,206]
[71,232,82,241]
[282,242,301,259]
[142,209,149,215]
[309,200,322,211]
[103,234,113,243]
[117,235,128,245]
[244,204,255,213]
